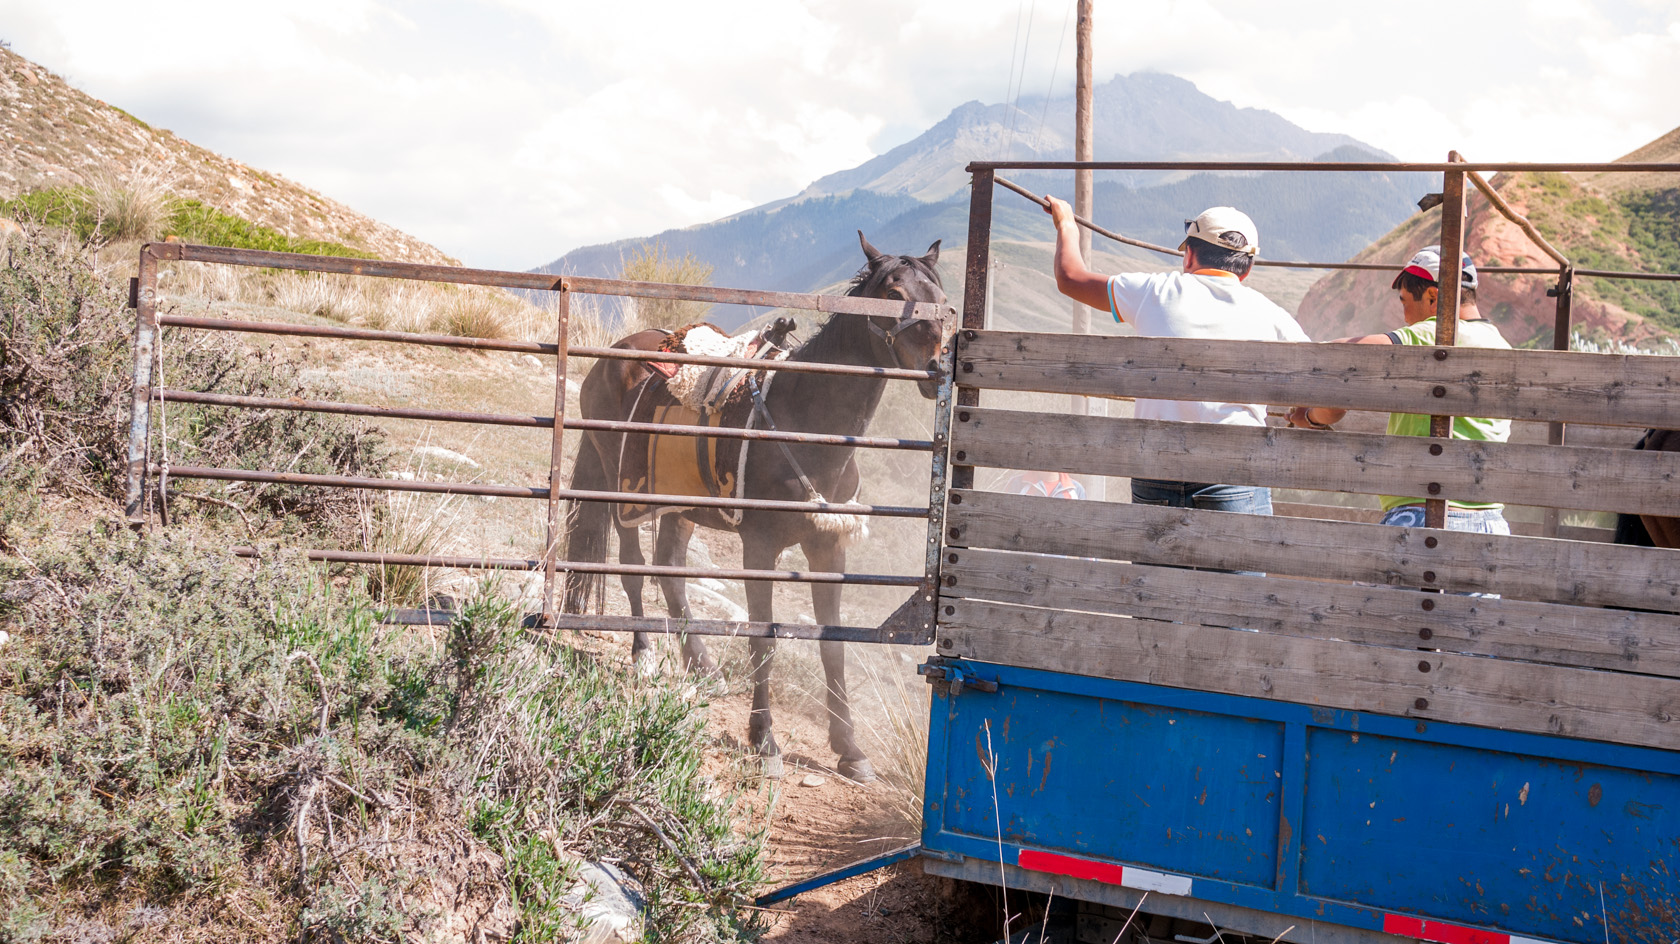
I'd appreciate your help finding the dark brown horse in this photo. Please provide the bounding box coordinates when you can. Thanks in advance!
[562,233,946,780]
[1615,428,1680,548]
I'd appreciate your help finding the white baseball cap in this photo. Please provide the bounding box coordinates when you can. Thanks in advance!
[1392,245,1479,290]
[1180,206,1260,256]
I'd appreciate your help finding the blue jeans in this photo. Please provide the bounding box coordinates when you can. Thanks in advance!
[1131,479,1272,578]
[1379,503,1511,535]
[1381,504,1509,598]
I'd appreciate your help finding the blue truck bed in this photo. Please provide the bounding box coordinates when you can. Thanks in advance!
[920,659,1680,944]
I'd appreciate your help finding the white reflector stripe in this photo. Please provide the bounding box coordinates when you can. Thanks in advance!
[1118,866,1193,897]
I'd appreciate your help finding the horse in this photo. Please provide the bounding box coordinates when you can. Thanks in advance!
[1614,428,1680,548]
[561,232,947,781]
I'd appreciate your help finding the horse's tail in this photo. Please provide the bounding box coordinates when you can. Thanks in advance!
[561,433,612,614]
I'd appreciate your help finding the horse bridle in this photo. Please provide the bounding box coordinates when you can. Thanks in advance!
[864,309,935,352]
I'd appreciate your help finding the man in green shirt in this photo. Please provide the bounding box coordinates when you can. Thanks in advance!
[1288,246,1512,535]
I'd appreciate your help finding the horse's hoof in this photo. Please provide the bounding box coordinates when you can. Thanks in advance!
[760,753,786,781]
[838,757,876,784]
[633,650,659,679]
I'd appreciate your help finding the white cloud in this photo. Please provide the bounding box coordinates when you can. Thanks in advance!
[2,0,1676,269]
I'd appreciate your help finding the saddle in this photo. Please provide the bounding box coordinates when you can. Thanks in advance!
[614,319,796,530]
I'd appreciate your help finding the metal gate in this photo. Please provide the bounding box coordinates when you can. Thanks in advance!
[124,243,955,645]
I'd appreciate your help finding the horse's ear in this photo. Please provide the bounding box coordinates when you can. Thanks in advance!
[922,239,941,266]
[858,230,885,264]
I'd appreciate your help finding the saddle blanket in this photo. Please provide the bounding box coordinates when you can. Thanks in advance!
[614,323,785,530]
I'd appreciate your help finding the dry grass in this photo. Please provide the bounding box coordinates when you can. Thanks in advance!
[618,241,714,330]
[430,291,510,340]
[356,449,469,607]
[85,162,175,244]
[270,271,370,322]
[854,649,931,834]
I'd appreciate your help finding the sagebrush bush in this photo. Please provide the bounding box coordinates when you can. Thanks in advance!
[0,224,385,534]
[0,526,766,941]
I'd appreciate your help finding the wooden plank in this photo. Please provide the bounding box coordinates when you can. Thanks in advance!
[1275,501,1615,542]
[953,410,1680,518]
[937,597,1680,753]
[957,331,1680,429]
[943,547,1680,677]
[945,489,1680,612]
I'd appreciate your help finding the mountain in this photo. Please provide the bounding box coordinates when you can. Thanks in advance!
[536,73,1434,329]
[0,46,453,264]
[1294,129,1680,349]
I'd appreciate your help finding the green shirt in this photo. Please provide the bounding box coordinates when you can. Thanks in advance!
[1382,319,1513,512]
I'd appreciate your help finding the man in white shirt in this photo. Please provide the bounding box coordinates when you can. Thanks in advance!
[1044,197,1311,518]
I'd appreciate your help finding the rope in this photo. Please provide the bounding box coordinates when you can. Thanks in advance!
[745,375,825,504]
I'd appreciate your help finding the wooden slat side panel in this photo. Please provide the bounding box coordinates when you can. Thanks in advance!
[953,410,1680,518]
[945,489,1680,612]
[1273,501,1616,542]
[937,598,1680,752]
[958,331,1680,428]
[942,548,1680,677]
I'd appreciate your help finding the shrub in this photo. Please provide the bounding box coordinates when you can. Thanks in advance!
[85,166,174,243]
[430,292,510,340]
[618,242,715,331]
[0,525,766,941]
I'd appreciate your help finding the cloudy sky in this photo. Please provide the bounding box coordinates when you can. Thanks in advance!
[4,0,1678,269]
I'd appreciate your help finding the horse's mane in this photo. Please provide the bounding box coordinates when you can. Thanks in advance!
[791,253,943,364]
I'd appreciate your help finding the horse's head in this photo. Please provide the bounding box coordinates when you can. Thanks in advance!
[851,231,948,399]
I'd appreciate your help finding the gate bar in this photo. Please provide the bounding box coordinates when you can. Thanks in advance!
[157,464,929,516]
[231,547,921,586]
[542,284,572,620]
[155,314,940,381]
[151,388,936,449]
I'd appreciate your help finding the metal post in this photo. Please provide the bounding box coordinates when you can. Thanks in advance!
[125,245,161,527]
[1424,158,1467,533]
[1069,0,1104,500]
[1542,267,1575,538]
[954,168,995,493]
[541,284,572,621]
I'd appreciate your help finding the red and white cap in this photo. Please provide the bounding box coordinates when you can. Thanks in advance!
[1180,206,1260,256]
[1392,245,1479,290]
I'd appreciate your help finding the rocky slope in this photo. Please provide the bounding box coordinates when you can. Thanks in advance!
[0,46,454,264]
[1296,131,1680,348]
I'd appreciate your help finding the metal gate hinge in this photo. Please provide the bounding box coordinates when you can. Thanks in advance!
[917,661,998,695]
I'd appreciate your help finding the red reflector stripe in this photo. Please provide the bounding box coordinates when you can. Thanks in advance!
[1018,849,1127,885]
[1382,914,1513,944]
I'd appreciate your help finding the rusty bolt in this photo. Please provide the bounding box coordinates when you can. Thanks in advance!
[1419,627,1434,640]
[964,329,978,341]
[1425,536,1438,549]
[955,450,967,462]
[950,493,963,505]
[1418,660,1432,673]
[1434,349,1449,361]
[1415,698,1430,710]
[948,527,961,540]
[1421,599,1435,611]
[943,606,955,616]
[1432,385,1447,398]
[1427,482,1442,495]
[1423,570,1437,583]
[962,362,974,373]
[947,552,959,564]
[940,637,953,648]
[1429,443,1443,456]
[944,575,957,587]
[958,411,971,422]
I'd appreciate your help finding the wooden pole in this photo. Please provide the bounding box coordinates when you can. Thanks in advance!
[1070,0,1104,499]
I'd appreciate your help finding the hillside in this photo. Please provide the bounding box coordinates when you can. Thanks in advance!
[0,46,454,264]
[538,73,1431,330]
[1296,131,1680,349]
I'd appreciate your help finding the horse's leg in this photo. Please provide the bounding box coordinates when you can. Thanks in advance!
[803,536,875,783]
[653,516,717,675]
[743,537,783,779]
[620,519,656,676]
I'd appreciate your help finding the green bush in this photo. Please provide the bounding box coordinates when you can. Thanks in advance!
[0,188,373,259]
[0,527,765,941]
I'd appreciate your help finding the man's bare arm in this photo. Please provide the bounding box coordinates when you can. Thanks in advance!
[1044,196,1112,313]
[1287,332,1394,428]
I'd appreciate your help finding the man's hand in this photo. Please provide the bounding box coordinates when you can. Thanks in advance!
[1045,195,1077,231]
